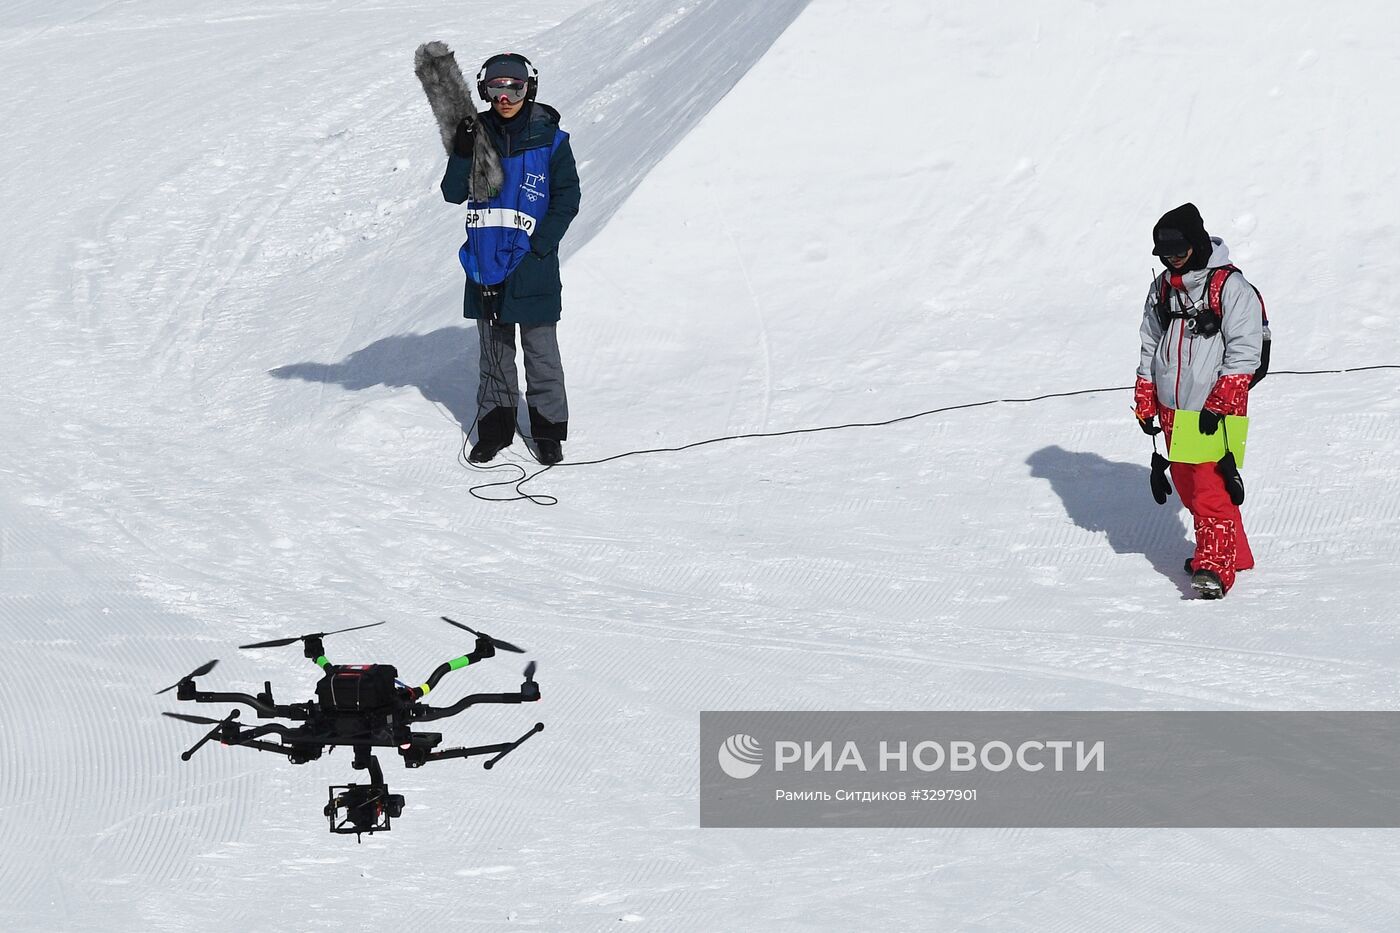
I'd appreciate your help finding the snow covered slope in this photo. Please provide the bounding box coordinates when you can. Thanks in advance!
[4,0,1400,930]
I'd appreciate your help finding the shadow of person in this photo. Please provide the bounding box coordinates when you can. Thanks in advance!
[269,326,477,431]
[1026,445,1194,595]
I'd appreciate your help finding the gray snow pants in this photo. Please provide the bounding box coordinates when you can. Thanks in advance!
[475,320,568,440]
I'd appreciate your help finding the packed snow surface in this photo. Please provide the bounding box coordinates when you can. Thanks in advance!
[4,0,1400,930]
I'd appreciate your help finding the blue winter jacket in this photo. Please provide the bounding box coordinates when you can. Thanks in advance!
[440,102,581,324]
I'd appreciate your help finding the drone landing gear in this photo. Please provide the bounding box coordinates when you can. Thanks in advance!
[176,709,240,761]
[401,721,544,769]
[324,746,405,841]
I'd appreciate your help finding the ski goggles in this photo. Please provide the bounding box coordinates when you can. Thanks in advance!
[485,77,529,103]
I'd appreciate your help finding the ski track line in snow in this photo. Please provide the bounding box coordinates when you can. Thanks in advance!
[417,451,1398,709]
[0,501,267,921]
[447,470,1397,701]
[530,592,1379,712]
[158,92,408,386]
[67,635,249,889]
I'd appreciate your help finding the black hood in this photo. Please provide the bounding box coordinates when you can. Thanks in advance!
[1152,202,1212,272]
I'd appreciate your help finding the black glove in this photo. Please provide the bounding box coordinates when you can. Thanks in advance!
[1150,452,1173,505]
[1198,408,1222,435]
[452,118,476,158]
[1216,452,1245,505]
[1137,415,1162,436]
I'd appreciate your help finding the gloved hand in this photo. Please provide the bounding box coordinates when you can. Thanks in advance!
[1133,377,1159,422]
[1198,408,1222,435]
[1216,451,1245,505]
[1203,373,1251,420]
[452,118,476,158]
[1134,377,1162,435]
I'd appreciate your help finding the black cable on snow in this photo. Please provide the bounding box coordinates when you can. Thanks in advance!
[460,364,1400,506]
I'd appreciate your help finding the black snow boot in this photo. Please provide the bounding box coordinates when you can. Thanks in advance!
[535,438,563,465]
[469,406,516,463]
[1191,569,1225,600]
[528,406,566,465]
[1184,557,1195,574]
[528,406,567,441]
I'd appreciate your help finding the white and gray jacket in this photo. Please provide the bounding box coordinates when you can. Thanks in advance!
[1137,238,1266,412]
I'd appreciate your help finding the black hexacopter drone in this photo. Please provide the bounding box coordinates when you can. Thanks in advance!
[159,616,542,840]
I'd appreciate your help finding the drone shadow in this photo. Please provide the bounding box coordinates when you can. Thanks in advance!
[1026,445,1194,595]
[269,326,478,433]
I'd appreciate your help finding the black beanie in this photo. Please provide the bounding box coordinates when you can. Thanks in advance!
[1152,203,1212,272]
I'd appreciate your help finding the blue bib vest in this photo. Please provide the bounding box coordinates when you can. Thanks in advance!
[458,128,567,287]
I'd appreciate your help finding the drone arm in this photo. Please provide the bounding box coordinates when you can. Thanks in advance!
[205,724,323,762]
[183,687,309,721]
[410,654,473,700]
[412,688,535,722]
[232,737,300,757]
[233,722,298,741]
[410,636,497,700]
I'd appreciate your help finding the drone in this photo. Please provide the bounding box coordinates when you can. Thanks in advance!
[158,616,542,840]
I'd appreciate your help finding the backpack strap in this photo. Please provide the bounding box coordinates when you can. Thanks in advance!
[1208,264,1272,387]
[1206,265,1236,317]
[1207,264,1268,325]
[1154,273,1172,330]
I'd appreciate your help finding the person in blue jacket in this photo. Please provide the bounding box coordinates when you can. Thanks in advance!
[440,52,581,465]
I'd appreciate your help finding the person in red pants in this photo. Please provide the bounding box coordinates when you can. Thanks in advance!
[1133,203,1266,599]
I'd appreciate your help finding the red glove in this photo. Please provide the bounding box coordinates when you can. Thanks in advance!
[1204,373,1251,417]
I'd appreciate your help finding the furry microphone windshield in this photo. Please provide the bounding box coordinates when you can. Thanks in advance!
[414,41,503,200]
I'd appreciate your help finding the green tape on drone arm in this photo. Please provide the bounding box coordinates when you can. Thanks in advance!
[1168,411,1249,467]
[448,655,472,671]
[314,656,330,668]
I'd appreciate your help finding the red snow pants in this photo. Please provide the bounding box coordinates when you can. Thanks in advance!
[1161,409,1254,592]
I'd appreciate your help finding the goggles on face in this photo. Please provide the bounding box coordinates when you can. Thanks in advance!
[486,78,529,103]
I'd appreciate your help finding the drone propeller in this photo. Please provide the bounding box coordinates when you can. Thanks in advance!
[523,660,537,682]
[239,621,386,650]
[440,616,525,654]
[163,711,227,726]
[155,659,218,696]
